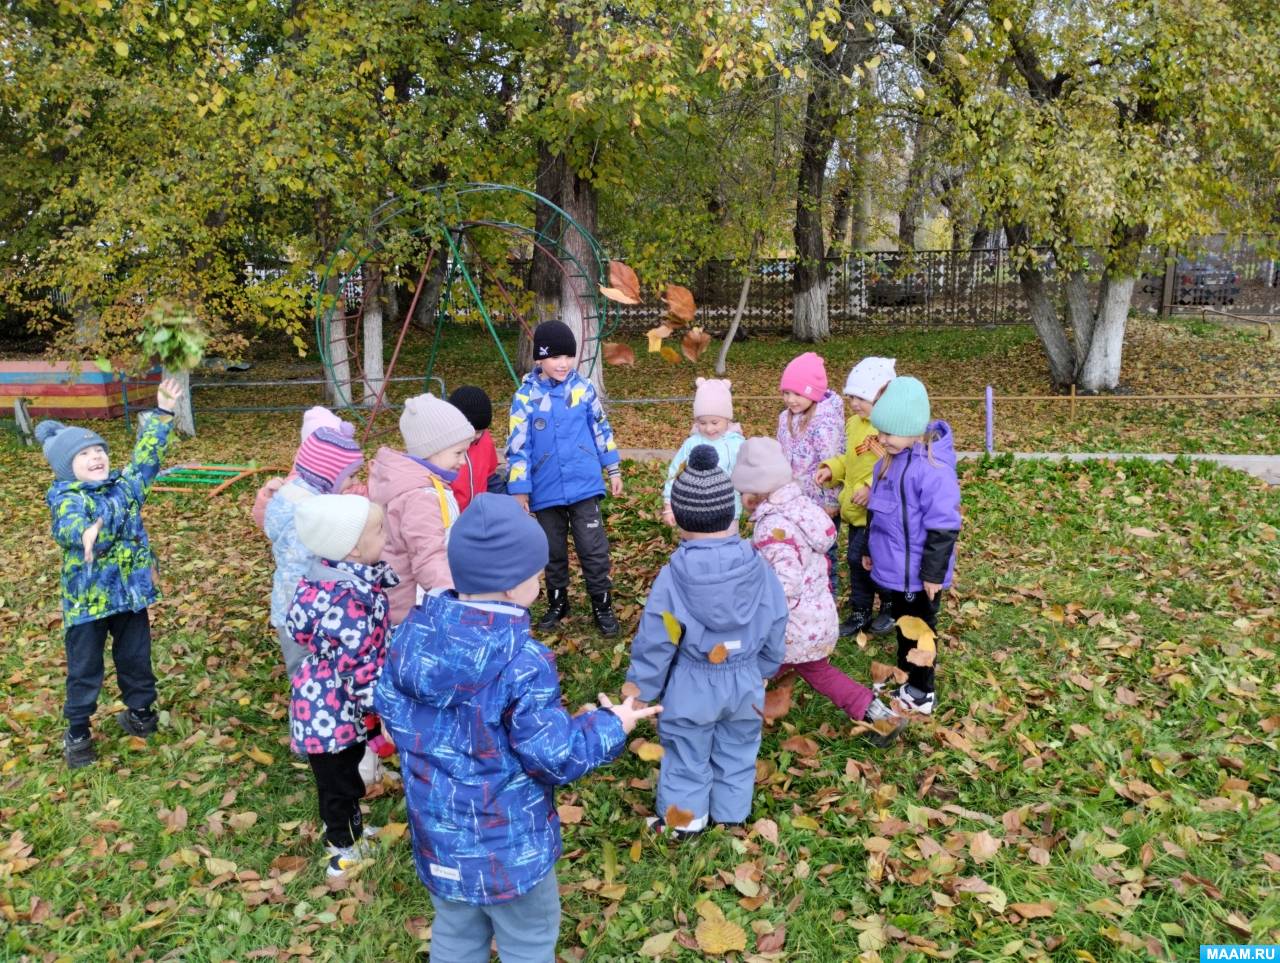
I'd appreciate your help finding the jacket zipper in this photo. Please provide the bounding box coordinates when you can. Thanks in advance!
[899,451,913,592]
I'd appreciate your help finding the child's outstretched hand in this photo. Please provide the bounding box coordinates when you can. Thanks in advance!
[814,466,832,485]
[598,693,662,734]
[157,377,184,411]
[82,518,103,564]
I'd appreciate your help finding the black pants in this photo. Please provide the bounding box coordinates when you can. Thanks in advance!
[64,608,156,729]
[845,525,878,612]
[880,588,943,693]
[308,743,366,848]
[535,496,612,595]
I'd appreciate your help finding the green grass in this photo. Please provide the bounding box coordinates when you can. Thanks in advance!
[1,422,1278,961]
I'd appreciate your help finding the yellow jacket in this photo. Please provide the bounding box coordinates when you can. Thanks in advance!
[819,415,879,526]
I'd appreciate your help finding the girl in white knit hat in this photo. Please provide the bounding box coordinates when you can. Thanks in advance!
[367,394,476,625]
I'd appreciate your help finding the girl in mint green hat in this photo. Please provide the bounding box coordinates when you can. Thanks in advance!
[862,376,962,716]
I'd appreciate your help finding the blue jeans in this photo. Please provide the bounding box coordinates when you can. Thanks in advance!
[64,608,155,730]
[429,871,561,963]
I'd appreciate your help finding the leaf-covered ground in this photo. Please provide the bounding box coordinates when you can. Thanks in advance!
[2,324,1279,961]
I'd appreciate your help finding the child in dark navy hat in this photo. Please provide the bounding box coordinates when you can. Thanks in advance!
[36,377,184,769]
[375,493,660,961]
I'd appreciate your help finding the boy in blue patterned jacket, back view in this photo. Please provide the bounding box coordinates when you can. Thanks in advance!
[505,319,624,637]
[375,493,659,963]
[37,377,183,769]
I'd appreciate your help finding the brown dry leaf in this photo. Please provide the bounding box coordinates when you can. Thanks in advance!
[204,856,237,875]
[752,818,779,845]
[245,747,273,765]
[763,685,792,723]
[969,830,1002,863]
[621,681,641,700]
[227,811,258,832]
[638,930,679,958]
[664,804,695,830]
[160,805,188,834]
[695,915,747,955]
[662,284,697,323]
[1125,526,1160,539]
[600,261,642,304]
[1010,901,1056,919]
[869,661,899,685]
[602,342,636,366]
[780,735,819,757]
[896,615,936,644]
[756,923,786,952]
[680,327,711,363]
[659,345,682,365]
[646,324,673,353]
[557,804,585,825]
[1027,845,1051,866]
[271,855,307,874]
[708,643,729,664]
[906,641,937,667]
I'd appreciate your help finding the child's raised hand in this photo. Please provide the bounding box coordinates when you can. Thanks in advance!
[598,692,662,734]
[82,518,103,564]
[157,377,184,410]
[610,473,624,497]
[814,466,832,485]
[851,484,870,507]
[661,504,676,527]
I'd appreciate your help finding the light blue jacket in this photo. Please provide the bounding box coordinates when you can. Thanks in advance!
[264,477,320,628]
[663,430,745,517]
[505,368,620,512]
[626,535,788,716]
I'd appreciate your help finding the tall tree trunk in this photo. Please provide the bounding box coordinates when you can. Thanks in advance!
[163,367,195,436]
[1078,273,1134,391]
[1007,224,1074,388]
[524,142,564,374]
[324,272,352,408]
[1063,269,1094,368]
[898,119,930,249]
[827,172,852,258]
[361,261,385,406]
[792,87,835,342]
[411,241,450,331]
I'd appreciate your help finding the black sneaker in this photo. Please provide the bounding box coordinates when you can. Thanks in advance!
[64,731,96,769]
[116,708,159,737]
[869,611,896,635]
[590,592,621,638]
[839,609,873,637]
[536,587,570,632]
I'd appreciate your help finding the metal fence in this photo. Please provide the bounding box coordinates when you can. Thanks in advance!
[595,236,1280,332]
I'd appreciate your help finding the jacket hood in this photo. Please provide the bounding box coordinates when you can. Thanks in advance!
[389,591,526,709]
[913,419,957,468]
[667,536,767,631]
[368,446,441,503]
[755,482,835,554]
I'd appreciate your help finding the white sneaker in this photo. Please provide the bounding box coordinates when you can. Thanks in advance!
[325,827,380,877]
[894,684,936,715]
[358,745,384,791]
[861,698,908,747]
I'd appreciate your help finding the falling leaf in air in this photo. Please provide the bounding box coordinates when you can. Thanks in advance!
[662,284,697,323]
[599,260,642,304]
[681,327,711,363]
[646,324,673,353]
[896,615,936,644]
[661,611,683,645]
[708,643,729,664]
[665,804,695,829]
[603,342,636,366]
[659,345,682,365]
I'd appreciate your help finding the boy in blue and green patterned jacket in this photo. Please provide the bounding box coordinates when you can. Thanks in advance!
[36,377,183,769]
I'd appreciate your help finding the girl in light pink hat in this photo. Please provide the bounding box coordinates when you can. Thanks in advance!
[777,351,845,593]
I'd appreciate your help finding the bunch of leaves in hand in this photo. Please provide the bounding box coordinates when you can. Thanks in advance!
[137,302,207,373]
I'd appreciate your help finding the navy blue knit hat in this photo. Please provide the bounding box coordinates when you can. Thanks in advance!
[448,385,493,432]
[448,493,549,595]
[35,420,109,482]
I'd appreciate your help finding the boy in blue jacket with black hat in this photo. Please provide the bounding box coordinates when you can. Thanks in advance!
[505,319,624,636]
[374,493,659,962]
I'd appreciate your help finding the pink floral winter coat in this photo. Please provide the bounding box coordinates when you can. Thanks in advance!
[777,390,844,514]
[749,482,839,665]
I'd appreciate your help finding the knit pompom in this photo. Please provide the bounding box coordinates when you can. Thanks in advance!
[687,444,720,472]
[34,420,65,444]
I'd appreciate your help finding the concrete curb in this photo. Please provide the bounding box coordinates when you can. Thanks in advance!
[618,448,1280,486]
